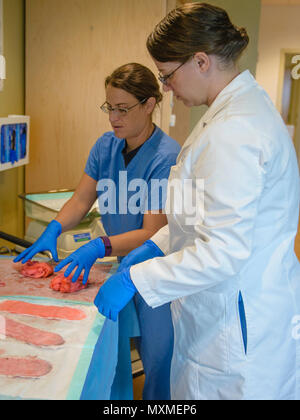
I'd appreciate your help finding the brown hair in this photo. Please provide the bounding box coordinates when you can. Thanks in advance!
[147,3,249,65]
[105,63,163,104]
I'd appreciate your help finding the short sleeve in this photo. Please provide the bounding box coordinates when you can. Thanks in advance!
[84,142,100,181]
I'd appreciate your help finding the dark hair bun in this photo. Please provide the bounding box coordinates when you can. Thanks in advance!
[147,3,250,65]
[222,26,249,62]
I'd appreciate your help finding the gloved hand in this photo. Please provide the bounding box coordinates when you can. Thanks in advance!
[54,237,105,285]
[94,268,137,322]
[117,239,164,272]
[13,220,62,264]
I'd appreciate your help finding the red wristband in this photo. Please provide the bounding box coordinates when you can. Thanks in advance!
[100,236,112,257]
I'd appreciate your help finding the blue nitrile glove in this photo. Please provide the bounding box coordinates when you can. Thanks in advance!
[94,268,137,322]
[54,237,105,285]
[117,239,164,273]
[13,220,62,264]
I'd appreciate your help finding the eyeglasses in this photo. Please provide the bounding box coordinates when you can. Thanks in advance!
[100,98,147,117]
[158,57,191,85]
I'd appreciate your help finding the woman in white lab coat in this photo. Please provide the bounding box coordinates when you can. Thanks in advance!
[94,3,300,400]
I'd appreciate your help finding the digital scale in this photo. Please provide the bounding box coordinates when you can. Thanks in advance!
[18,190,116,262]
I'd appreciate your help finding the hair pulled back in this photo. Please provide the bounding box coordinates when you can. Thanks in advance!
[147,3,249,65]
[105,63,163,104]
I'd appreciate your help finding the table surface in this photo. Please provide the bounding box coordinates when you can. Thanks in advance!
[0,258,117,303]
[0,257,124,400]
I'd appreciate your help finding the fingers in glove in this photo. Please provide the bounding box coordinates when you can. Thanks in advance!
[96,304,106,317]
[109,309,118,322]
[94,289,103,307]
[71,265,84,284]
[50,247,59,263]
[54,257,73,273]
[95,303,114,321]
[21,247,39,264]
[64,260,79,278]
[82,268,90,285]
[13,247,32,263]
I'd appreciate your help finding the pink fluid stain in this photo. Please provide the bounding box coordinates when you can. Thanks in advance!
[0,300,87,321]
[0,356,52,378]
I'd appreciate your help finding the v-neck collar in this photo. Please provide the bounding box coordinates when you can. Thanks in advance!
[120,124,158,170]
[121,141,143,167]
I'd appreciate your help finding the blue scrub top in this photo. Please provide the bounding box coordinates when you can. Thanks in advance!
[84,125,180,238]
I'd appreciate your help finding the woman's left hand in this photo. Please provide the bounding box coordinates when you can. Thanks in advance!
[54,237,105,285]
[94,268,137,321]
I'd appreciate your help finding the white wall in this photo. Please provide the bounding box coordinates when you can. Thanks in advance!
[256,4,300,108]
[190,0,261,131]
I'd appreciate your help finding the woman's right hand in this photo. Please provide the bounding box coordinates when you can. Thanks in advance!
[13,220,62,264]
[117,239,164,272]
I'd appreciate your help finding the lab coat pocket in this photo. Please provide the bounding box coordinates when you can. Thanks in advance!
[238,291,248,355]
[173,291,229,374]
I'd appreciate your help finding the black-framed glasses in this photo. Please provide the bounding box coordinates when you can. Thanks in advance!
[100,98,147,117]
[158,57,191,85]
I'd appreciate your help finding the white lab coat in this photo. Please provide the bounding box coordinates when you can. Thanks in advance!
[130,71,300,400]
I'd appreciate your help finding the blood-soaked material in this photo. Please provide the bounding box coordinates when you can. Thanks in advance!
[0,356,52,378]
[20,261,54,278]
[0,259,113,303]
[0,300,87,321]
[1,317,64,347]
[50,273,88,294]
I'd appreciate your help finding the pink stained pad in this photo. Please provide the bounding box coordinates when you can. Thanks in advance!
[0,300,87,321]
[1,317,64,347]
[0,356,52,378]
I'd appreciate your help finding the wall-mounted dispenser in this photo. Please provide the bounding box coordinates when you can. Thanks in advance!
[0,115,30,172]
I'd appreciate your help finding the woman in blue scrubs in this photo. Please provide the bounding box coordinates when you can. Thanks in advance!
[15,63,181,400]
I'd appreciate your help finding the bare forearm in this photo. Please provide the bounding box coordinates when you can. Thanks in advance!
[109,228,156,257]
[55,198,92,233]
[54,174,97,233]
